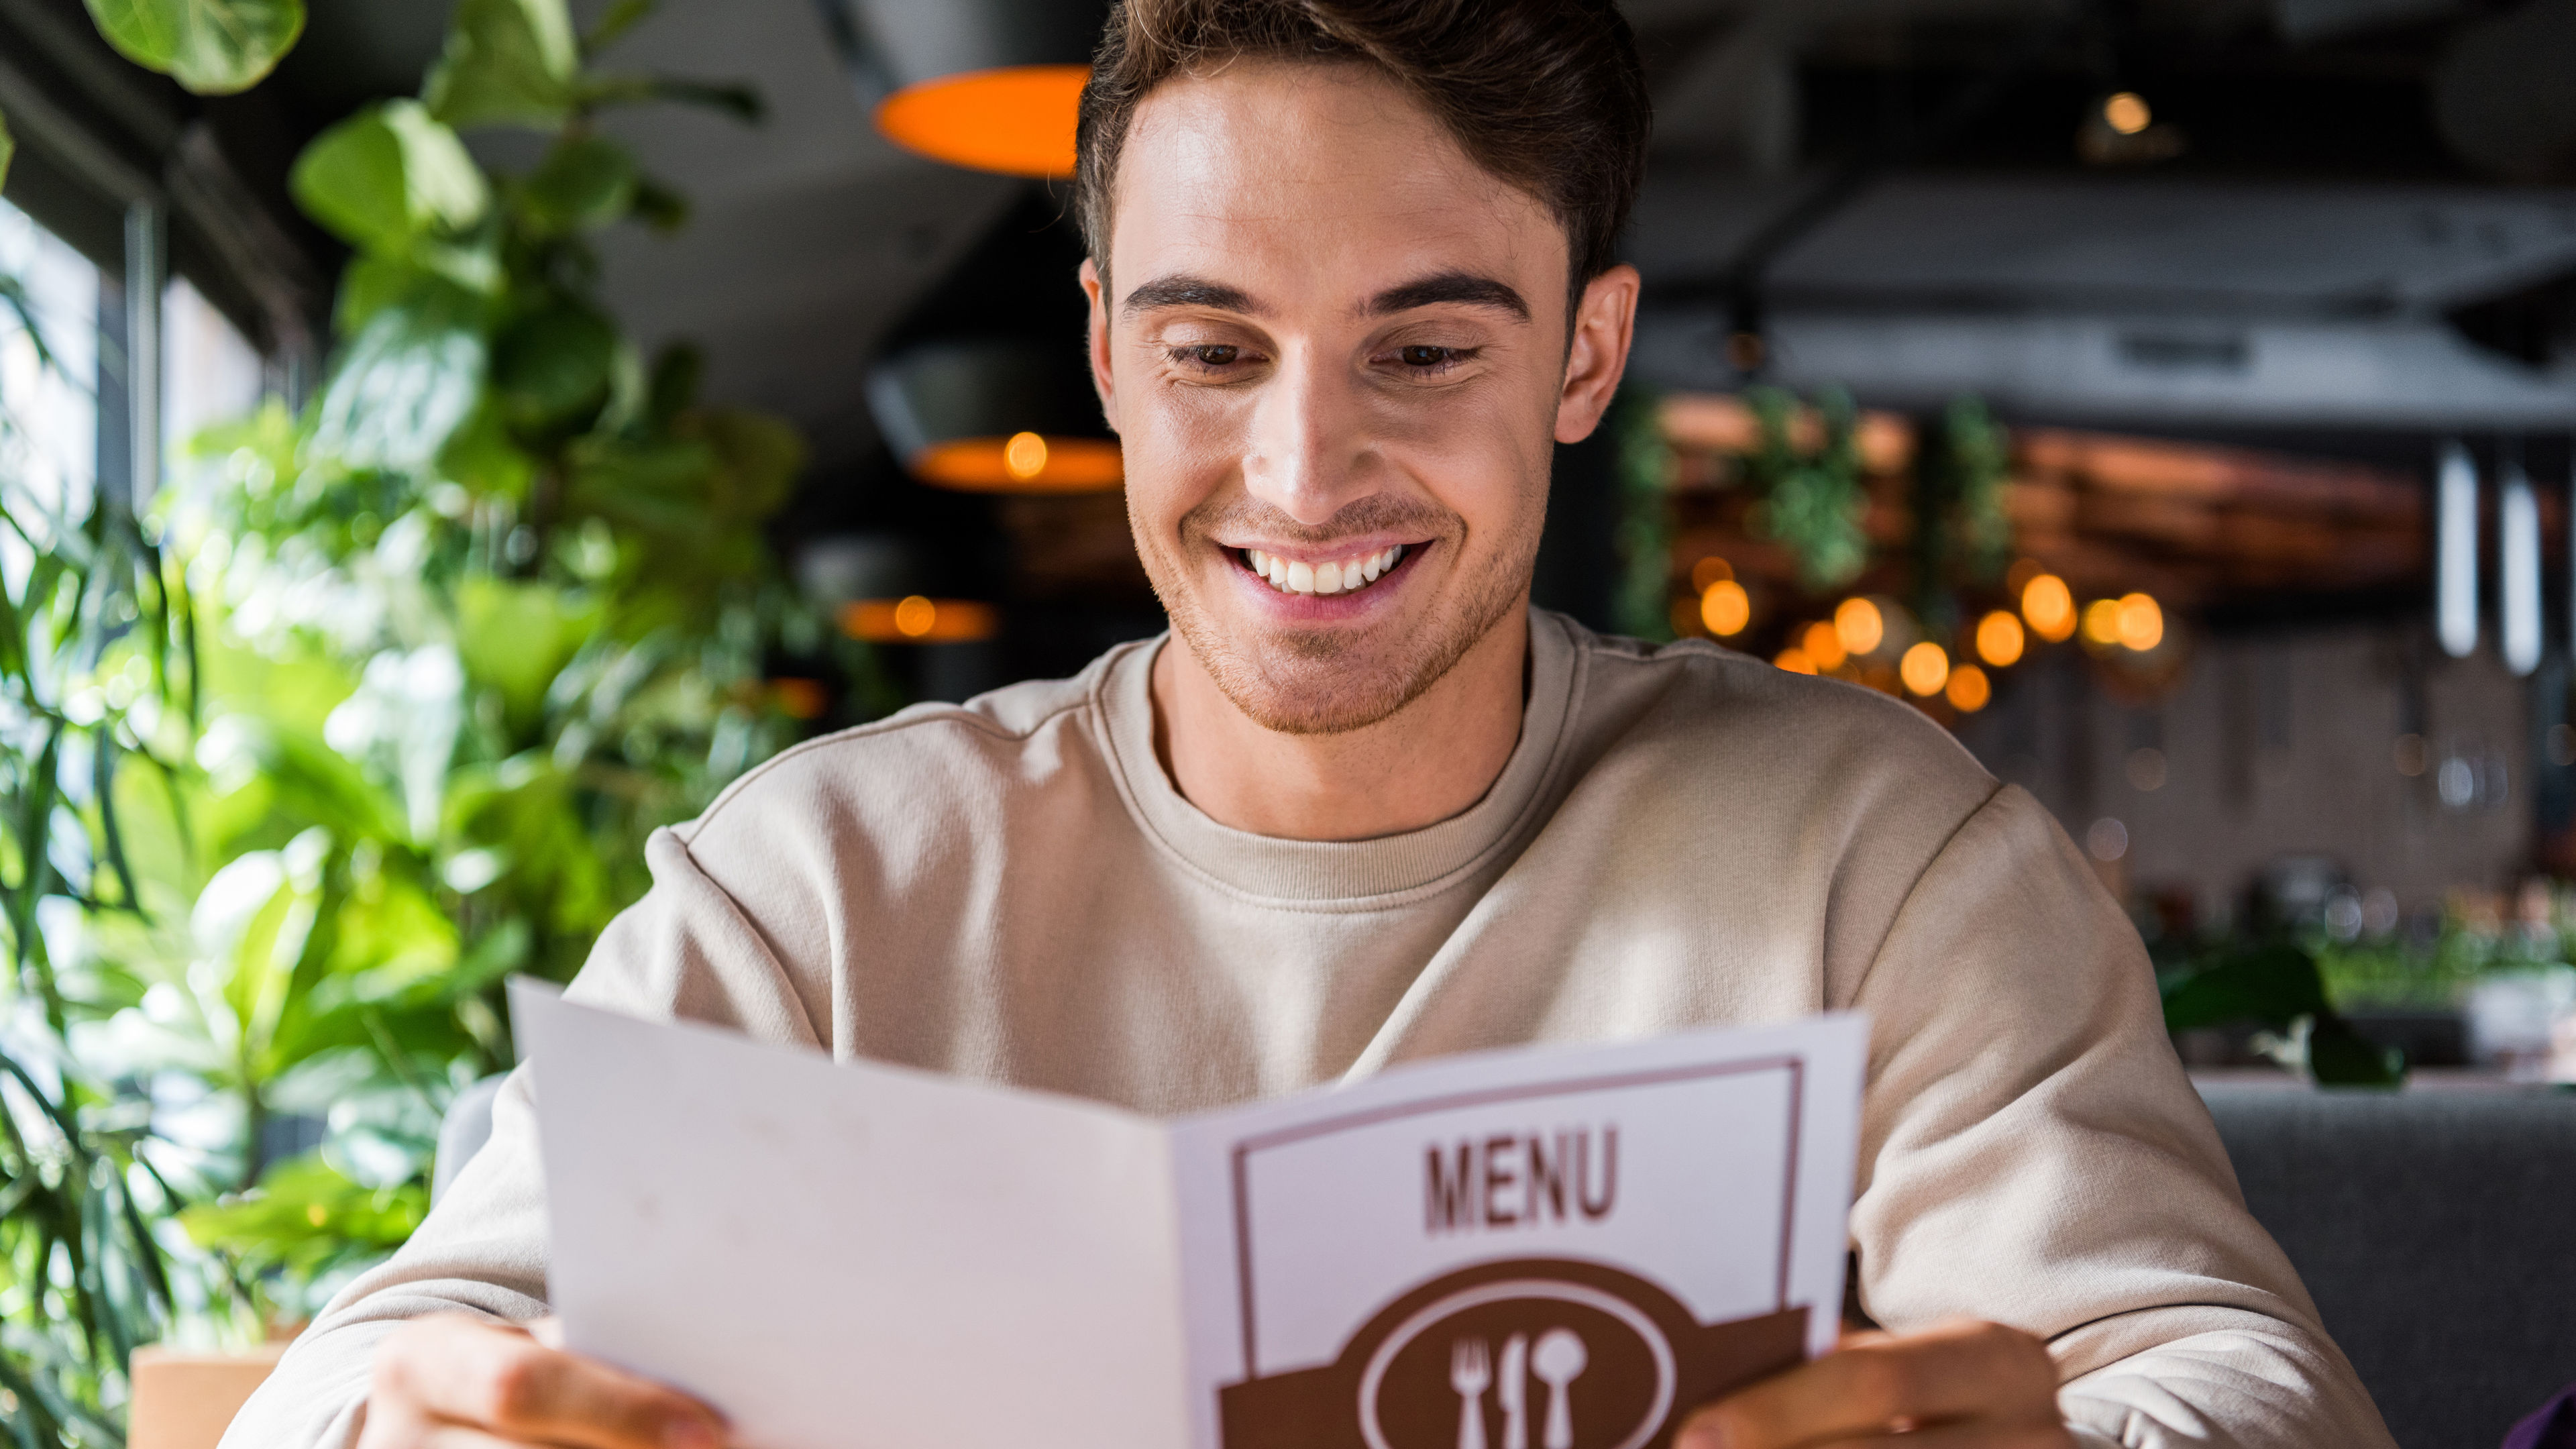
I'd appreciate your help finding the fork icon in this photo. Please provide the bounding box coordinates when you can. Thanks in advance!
[1450,1338,1493,1449]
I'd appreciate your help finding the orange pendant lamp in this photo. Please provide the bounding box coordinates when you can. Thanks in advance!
[867,338,1123,496]
[820,0,1106,179]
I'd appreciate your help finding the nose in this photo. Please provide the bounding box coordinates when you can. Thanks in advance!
[1241,345,1376,527]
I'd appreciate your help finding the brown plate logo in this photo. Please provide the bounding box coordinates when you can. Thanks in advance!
[1217,1259,1805,1449]
[1356,1279,1674,1449]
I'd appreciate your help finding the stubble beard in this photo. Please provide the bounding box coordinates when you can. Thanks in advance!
[1142,493,1538,737]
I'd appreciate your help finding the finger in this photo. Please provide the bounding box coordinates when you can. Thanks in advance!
[1676,1320,2058,1449]
[1775,1417,2074,1449]
[418,1425,572,1449]
[380,1316,725,1449]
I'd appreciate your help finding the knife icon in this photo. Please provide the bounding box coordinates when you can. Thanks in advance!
[1498,1333,1529,1449]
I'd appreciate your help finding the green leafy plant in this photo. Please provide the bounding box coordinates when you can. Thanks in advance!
[2161,939,2406,1087]
[0,236,213,1449]
[1907,396,2011,636]
[1743,386,1868,592]
[1611,389,1676,641]
[2,4,837,1440]
[95,0,820,1319]
[80,0,307,96]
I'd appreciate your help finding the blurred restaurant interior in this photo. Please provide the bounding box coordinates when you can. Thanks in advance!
[3,0,2576,1444]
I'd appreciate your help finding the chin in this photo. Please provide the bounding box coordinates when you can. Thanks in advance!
[1209,637,1434,735]
[1170,585,1519,738]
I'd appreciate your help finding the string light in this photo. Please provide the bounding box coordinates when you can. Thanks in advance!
[2021,574,2075,642]
[2103,92,2152,136]
[1803,621,1848,671]
[1775,647,1818,674]
[1900,641,1950,696]
[1946,663,1992,712]
[1975,610,2025,667]
[1834,597,1884,656]
[1700,580,1750,637]
[2081,598,2123,647]
[2115,592,2164,651]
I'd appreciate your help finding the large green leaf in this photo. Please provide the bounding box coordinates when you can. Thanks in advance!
[515,134,637,235]
[424,0,580,131]
[457,578,601,729]
[290,100,490,256]
[314,273,490,474]
[490,298,620,435]
[83,0,305,95]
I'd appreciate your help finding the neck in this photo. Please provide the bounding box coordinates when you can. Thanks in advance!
[1150,606,1532,842]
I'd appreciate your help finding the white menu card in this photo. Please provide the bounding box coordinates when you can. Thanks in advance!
[509,981,1865,1449]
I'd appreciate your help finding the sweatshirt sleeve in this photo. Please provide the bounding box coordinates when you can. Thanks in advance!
[216,828,822,1449]
[1841,784,2393,1448]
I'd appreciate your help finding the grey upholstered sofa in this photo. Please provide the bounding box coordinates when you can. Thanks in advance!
[2200,1085,2576,1449]
[433,1077,2573,1447]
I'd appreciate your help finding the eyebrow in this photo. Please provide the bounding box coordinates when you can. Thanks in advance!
[1118,269,1534,323]
[1366,271,1530,322]
[1121,274,1264,319]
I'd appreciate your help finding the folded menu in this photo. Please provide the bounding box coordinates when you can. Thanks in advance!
[508,981,1865,1449]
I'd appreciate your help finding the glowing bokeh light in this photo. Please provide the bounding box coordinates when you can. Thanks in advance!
[1691,555,1735,592]
[2081,598,2123,647]
[1004,431,1049,481]
[911,434,1123,492]
[1803,621,1848,671]
[2021,574,2075,642]
[841,597,1000,644]
[1774,647,1817,674]
[1700,580,1750,637]
[2116,592,2164,651]
[2104,92,2152,136]
[1900,641,1950,696]
[1946,663,1992,712]
[1834,596,1884,656]
[1975,610,2025,667]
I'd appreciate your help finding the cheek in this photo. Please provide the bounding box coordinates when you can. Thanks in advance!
[1383,391,1554,545]
[1118,382,1252,525]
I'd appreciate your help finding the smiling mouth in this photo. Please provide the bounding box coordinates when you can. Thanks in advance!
[1240,545,1411,598]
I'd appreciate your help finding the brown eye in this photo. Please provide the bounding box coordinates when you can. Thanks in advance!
[1399,345,1452,368]
[1191,345,1240,366]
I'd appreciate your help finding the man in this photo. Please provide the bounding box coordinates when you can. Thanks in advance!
[227,1,2394,1446]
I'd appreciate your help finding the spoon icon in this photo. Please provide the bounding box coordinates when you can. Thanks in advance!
[1532,1328,1588,1449]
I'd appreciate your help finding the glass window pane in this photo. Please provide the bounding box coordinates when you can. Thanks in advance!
[0,195,102,527]
[162,274,268,490]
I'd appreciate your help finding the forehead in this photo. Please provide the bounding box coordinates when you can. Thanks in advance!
[1106,60,1564,307]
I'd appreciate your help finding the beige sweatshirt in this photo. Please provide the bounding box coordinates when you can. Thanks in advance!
[224,611,2392,1449]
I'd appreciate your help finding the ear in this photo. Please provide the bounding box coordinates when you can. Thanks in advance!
[1081,258,1118,433]
[1553,264,1640,445]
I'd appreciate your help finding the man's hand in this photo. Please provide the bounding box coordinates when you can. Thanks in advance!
[358,1315,727,1448]
[1676,1319,2072,1449]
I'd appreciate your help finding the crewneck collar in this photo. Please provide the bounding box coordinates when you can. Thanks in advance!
[1099,609,1582,908]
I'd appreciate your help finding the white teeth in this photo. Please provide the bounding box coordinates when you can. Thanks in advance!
[1247,543,1409,598]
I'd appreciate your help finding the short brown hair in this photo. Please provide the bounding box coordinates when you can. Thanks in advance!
[1073,0,1650,319]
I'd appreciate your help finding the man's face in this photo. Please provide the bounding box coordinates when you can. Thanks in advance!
[1087,61,1620,735]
